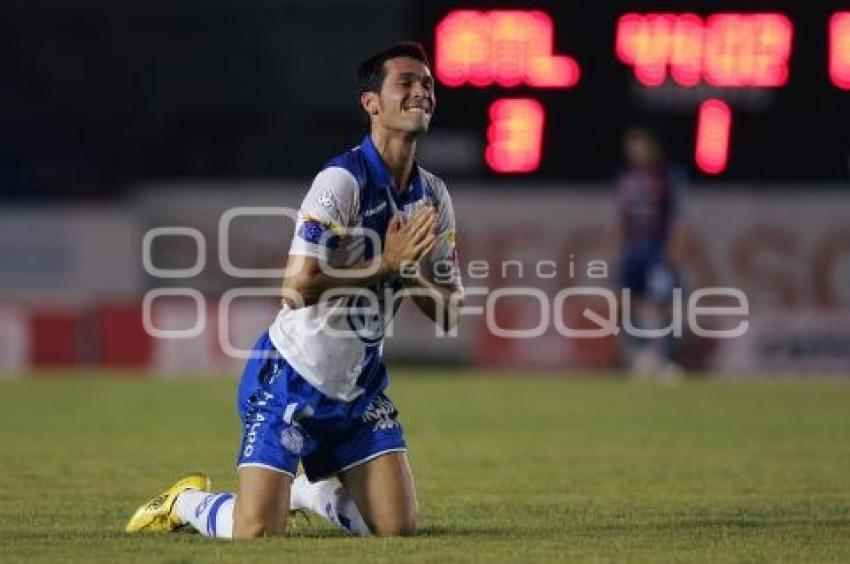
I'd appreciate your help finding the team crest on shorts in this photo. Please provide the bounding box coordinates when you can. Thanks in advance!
[361,396,398,431]
[281,426,304,454]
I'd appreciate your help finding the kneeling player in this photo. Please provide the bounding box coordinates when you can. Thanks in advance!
[125,42,463,538]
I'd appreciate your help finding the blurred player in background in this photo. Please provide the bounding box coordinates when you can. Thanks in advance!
[125,42,463,539]
[609,126,688,380]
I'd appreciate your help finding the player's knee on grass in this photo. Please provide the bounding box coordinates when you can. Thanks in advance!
[234,466,291,538]
[233,502,287,539]
[340,451,420,537]
[368,507,418,537]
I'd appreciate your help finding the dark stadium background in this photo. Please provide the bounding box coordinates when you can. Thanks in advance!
[3,0,850,201]
[2,2,850,562]
[0,0,848,376]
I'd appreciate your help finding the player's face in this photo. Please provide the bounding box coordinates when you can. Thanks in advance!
[373,57,435,135]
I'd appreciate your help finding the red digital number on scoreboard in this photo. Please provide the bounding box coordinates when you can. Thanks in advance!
[485,99,545,173]
[435,9,850,176]
[616,13,793,87]
[830,12,850,89]
[695,99,732,175]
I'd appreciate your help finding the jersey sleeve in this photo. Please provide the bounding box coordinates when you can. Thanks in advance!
[289,167,359,261]
[422,177,463,291]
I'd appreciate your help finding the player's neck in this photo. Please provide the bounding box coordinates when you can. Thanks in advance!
[370,129,418,193]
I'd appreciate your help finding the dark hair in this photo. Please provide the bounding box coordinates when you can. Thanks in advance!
[357,41,430,98]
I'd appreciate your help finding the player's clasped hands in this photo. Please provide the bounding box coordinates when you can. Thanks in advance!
[381,206,437,274]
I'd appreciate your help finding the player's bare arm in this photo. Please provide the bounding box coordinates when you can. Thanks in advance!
[402,273,464,331]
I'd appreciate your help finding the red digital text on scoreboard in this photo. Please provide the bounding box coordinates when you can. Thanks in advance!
[616,13,793,88]
[830,12,850,89]
[435,9,850,175]
[435,9,580,88]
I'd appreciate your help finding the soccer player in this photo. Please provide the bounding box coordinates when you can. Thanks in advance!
[125,42,463,539]
[610,126,688,379]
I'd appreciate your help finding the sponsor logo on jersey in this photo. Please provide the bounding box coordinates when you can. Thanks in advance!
[318,191,337,214]
[363,201,388,217]
[345,292,385,345]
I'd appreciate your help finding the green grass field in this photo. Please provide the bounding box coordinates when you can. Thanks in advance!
[1,372,849,563]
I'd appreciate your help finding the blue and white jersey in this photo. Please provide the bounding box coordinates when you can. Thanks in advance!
[268,135,460,402]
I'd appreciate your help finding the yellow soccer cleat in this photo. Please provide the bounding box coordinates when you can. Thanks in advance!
[287,508,312,534]
[125,472,211,533]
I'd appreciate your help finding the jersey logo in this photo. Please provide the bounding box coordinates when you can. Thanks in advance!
[444,230,456,247]
[318,191,338,214]
[297,219,340,248]
[363,201,388,217]
[345,293,385,346]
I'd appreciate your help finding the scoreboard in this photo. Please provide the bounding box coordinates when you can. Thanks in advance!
[413,2,850,181]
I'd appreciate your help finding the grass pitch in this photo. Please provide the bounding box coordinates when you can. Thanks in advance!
[1,371,849,563]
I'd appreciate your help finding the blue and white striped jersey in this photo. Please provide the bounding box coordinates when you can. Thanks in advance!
[268,135,460,402]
